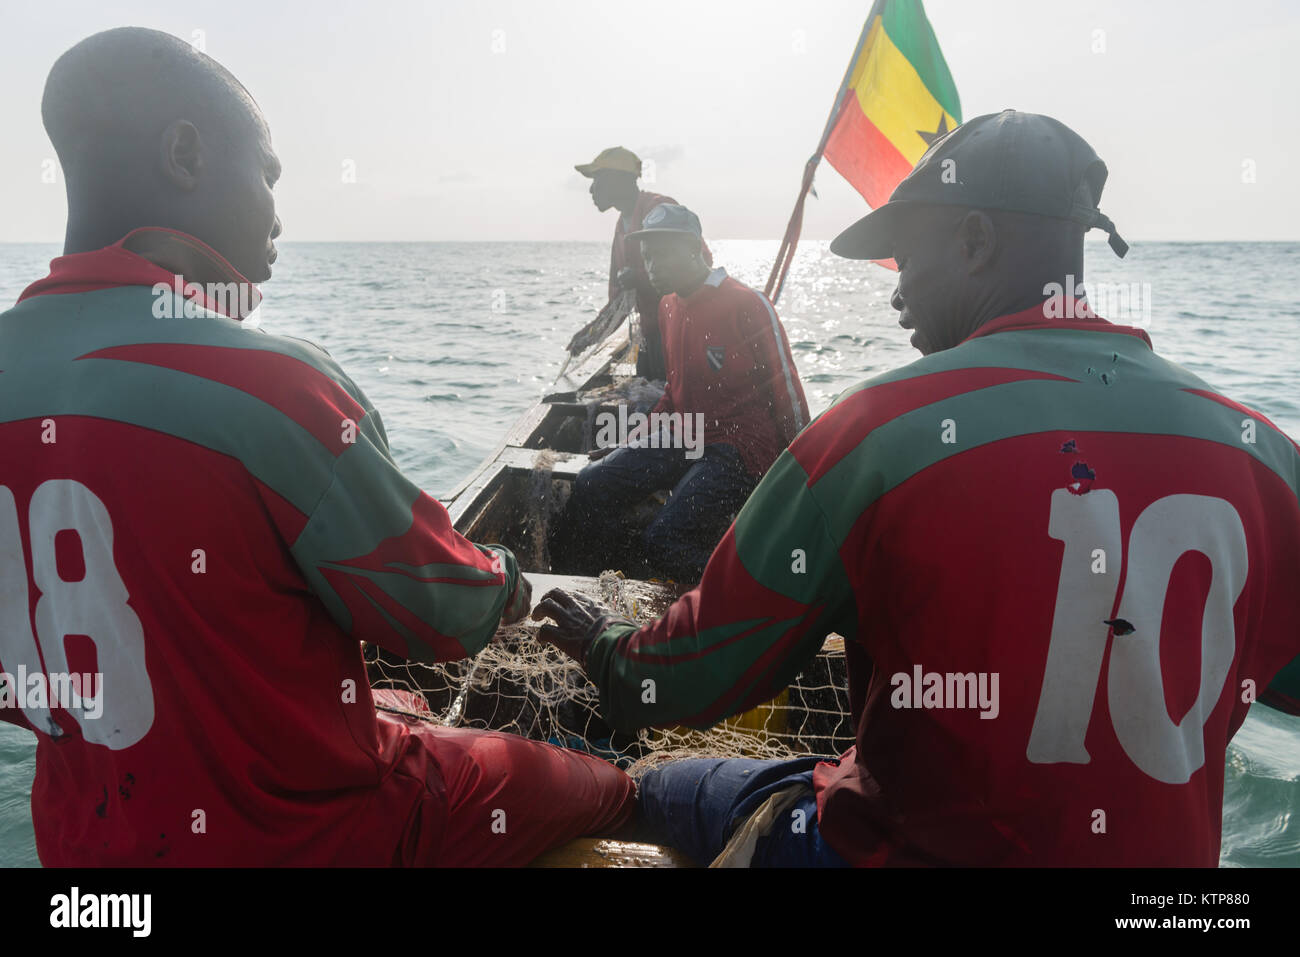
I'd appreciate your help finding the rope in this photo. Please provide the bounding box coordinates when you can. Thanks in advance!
[763,155,820,307]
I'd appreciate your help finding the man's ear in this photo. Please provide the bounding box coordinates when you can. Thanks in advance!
[159,119,203,190]
[958,210,997,275]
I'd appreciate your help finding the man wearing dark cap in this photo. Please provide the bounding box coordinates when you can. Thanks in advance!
[0,27,635,866]
[554,203,808,582]
[575,146,711,379]
[536,110,1300,866]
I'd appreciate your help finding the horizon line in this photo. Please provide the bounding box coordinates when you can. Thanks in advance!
[3,237,1298,245]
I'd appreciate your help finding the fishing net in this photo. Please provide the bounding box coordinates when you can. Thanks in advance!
[557,290,636,381]
[364,571,855,780]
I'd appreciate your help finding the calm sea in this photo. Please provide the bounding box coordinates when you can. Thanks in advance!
[0,239,1297,866]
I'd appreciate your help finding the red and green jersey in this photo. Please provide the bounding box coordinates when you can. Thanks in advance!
[0,228,525,865]
[585,299,1300,866]
[651,268,809,476]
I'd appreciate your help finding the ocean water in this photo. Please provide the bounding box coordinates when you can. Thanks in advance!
[0,239,1297,866]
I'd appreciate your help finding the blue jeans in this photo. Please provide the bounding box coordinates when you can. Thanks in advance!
[558,442,755,580]
[636,756,851,867]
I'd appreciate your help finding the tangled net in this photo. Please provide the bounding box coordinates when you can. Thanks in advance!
[365,572,854,779]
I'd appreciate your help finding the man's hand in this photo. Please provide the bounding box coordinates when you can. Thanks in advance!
[615,266,638,292]
[501,573,533,625]
[531,587,633,666]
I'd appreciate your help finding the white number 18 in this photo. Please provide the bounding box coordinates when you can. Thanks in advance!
[0,480,154,749]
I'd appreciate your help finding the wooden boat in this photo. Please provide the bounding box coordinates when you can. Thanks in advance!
[441,325,640,563]
[365,325,853,865]
[369,321,854,744]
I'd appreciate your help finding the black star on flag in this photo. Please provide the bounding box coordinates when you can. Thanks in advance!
[917,113,950,146]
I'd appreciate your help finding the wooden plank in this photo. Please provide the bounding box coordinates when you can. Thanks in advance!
[495,446,588,477]
[445,450,588,531]
[444,459,507,528]
[503,402,551,448]
[442,446,504,507]
[517,571,594,597]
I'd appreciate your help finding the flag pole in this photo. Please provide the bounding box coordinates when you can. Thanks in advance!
[764,2,883,306]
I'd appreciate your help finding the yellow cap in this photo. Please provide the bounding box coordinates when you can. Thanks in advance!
[575,146,642,178]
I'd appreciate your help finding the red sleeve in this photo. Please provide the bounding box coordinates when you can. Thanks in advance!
[249,360,523,665]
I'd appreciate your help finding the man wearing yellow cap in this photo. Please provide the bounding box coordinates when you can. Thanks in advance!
[576,146,710,380]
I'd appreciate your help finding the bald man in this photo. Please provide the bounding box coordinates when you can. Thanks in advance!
[0,28,634,866]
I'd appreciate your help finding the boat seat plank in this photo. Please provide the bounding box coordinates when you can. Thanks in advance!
[495,446,589,479]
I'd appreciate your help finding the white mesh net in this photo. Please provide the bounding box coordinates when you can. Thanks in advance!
[366,572,854,779]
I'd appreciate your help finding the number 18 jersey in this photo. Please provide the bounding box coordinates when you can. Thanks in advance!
[0,231,524,865]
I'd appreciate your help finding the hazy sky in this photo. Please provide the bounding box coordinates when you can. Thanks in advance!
[1,0,1296,242]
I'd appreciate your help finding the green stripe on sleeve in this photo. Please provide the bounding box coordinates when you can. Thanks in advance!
[1264,656,1300,713]
[292,432,508,654]
[732,451,856,606]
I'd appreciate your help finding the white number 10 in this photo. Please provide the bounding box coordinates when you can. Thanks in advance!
[1028,489,1248,784]
[0,480,154,749]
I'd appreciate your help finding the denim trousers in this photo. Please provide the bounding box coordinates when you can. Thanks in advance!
[558,441,755,580]
[636,756,850,867]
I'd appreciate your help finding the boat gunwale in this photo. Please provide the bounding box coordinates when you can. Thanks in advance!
[441,329,631,513]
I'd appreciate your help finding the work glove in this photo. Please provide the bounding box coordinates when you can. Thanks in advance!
[531,588,633,667]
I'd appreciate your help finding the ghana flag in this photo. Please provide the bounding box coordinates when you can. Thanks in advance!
[824,0,962,209]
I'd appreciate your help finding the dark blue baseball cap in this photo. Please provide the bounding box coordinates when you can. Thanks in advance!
[627,203,703,240]
[831,110,1128,260]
